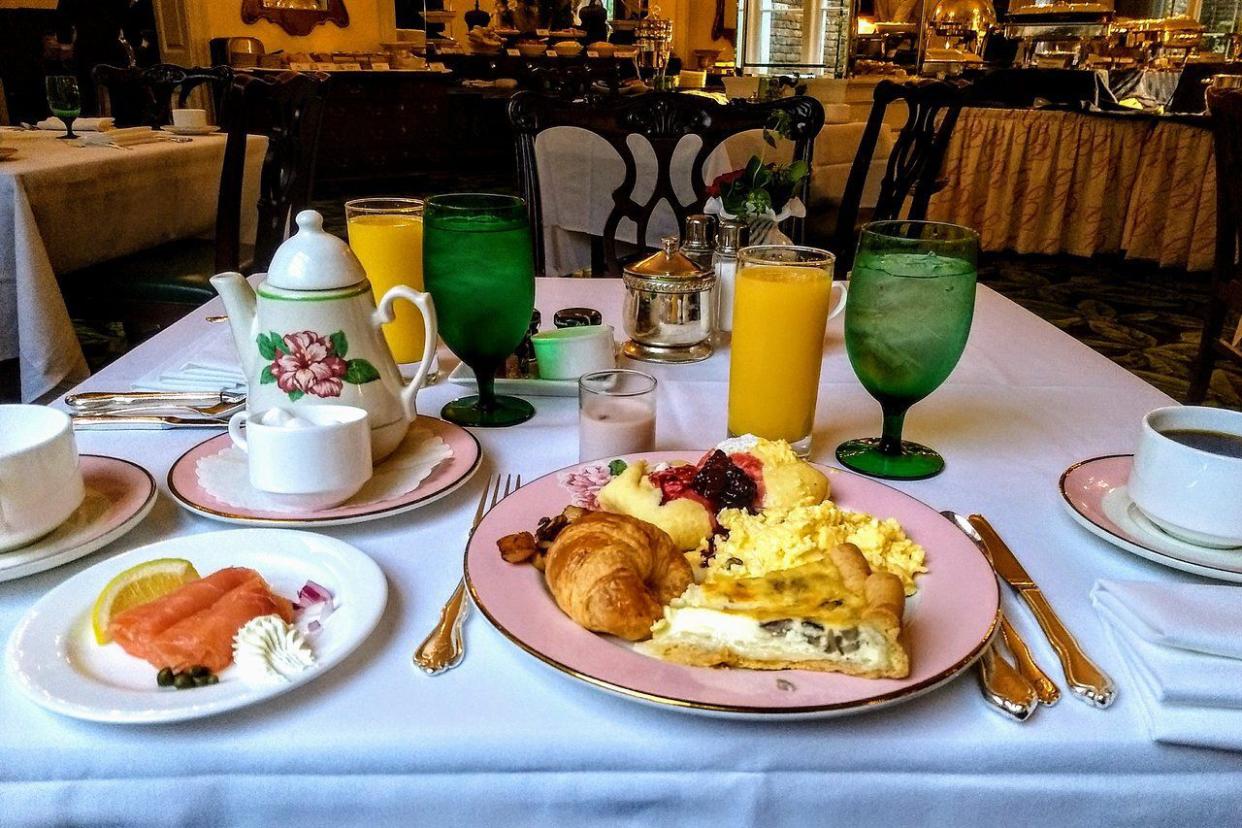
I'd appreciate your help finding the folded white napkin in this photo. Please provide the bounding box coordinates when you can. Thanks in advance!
[37,116,114,132]
[1092,580,1242,752]
[81,127,168,147]
[132,327,246,394]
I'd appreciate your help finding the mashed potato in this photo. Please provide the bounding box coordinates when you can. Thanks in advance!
[696,502,927,595]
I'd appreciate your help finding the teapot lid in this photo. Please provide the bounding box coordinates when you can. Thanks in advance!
[265,210,368,291]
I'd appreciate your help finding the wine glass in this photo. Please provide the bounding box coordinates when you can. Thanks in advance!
[422,193,536,427]
[836,220,978,480]
[45,75,81,140]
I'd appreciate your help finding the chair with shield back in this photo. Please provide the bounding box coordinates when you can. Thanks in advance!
[827,79,968,274]
[1187,87,1242,403]
[93,63,233,128]
[59,70,329,335]
[508,90,824,277]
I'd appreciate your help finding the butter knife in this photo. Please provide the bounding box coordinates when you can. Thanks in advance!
[968,514,1116,708]
[943,511,1061,706]
[71,413,229,430]
[977,640,1039,721]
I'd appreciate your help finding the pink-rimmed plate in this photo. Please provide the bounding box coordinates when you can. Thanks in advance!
[0,455,156,583]
[465,453,1000,719]
[1059,454,1242,583]
[167,416,481,527]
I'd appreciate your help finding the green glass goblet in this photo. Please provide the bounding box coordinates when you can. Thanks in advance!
[45,75,81,140]
[423,193,536,427]
[836,220,978,480]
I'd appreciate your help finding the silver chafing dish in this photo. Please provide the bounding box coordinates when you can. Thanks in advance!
[1003,1,1114,68]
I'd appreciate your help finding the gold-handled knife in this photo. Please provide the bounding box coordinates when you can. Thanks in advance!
[968,514,1116,708]
[977,641,1039,721]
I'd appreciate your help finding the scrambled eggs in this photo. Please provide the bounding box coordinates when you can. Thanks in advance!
[696,502,927,595]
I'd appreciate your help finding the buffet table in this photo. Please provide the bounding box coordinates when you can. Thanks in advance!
[928,107,1216,271]
[0,129,265,401]
[4,278,1241,825]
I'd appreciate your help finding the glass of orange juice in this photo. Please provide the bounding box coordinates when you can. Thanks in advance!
[727,245,845,457]
[345,198,436,374]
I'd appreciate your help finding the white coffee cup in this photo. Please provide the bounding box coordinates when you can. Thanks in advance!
[531,325,616,380]
[171,108,208,129]
[0,405,85,551]
[228,405,372,512]
[1128,405,1242,548]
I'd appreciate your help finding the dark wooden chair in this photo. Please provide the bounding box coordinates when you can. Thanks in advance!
[826,79,968,273]
[60,70,329,332]
[92,63,233,128]
[508,91,825,276]
[1188,87,1242,403]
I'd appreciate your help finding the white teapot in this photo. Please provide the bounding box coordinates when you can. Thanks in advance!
[211,210,437,462]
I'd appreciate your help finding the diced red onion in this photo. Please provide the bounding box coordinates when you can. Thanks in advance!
[307,619,322,634]
[297,580,333,607]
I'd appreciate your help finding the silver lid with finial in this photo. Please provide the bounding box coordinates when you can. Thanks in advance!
[622,235,715,294]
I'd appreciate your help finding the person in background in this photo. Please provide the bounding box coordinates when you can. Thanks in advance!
[55,0,132,116]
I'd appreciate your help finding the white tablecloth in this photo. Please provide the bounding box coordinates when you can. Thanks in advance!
[4,279,1240,826]
[0,130,265,402]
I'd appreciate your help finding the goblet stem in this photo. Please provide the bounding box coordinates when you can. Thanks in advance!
[61,118,77,140]
[879,407,908,455]
[474,367,498,413]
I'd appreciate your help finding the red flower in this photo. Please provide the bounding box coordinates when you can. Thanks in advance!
[707,168,746,198]
[270,331,349,398]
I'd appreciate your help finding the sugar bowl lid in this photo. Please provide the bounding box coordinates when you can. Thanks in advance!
[623,236,715,294]
[265,210,368,291]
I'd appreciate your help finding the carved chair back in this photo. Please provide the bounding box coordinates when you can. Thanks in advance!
[835,79,967,272]
[509,91,824,276]
[92,64,233,128]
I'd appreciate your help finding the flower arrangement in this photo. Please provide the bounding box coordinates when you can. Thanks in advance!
[704,110,810,244]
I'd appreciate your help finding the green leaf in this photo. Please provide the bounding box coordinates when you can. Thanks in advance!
[287,389,304,402]
[786,159,809,182]
[607,459,628,476]
[344,359,381,385]
[744,155,763,179]
[762,129,777,149]
[269,331,285,354]
[256,333,277,361]
[330,330,348,358]
[259,365,275,385]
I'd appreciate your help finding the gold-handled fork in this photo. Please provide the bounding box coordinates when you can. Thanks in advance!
[414,473,520,675]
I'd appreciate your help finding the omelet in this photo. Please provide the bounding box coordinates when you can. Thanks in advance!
[597,461,714,551]
[695,501,927,595]
[718,435,830,511]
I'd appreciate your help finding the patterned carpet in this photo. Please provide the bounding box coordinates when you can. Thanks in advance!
[977,254,1241,409]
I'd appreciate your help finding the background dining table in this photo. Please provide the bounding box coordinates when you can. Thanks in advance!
[0,128,266,402]
[2,277,1240,826]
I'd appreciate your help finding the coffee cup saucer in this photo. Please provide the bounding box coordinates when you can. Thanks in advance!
[0,456,156,583]
[1059,454,1242,583]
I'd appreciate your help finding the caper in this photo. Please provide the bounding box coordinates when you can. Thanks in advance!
[188,665,209,678]
[156,667,175,687]
[173,672,195,690]
[205,674,219,686]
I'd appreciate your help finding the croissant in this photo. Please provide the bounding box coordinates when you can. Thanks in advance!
[544,511,693,641]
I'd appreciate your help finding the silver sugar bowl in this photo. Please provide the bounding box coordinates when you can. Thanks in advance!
[621,236,716,364]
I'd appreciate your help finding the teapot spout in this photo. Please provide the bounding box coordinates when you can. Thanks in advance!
[209,271,258,377]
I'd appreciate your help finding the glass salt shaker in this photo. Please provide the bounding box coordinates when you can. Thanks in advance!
[713,219,748,335]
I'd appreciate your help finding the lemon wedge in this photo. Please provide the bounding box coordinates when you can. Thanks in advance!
[91,558,201,644]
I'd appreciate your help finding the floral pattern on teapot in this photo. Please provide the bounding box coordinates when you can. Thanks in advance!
[257,329,380,402]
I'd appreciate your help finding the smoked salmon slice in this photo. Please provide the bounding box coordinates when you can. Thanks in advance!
[109,567,293,672]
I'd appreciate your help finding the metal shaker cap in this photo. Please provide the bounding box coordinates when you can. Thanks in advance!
[683,214,716,251]
[716,220,749,255]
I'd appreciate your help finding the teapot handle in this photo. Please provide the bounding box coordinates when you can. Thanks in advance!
[374,286,439,422]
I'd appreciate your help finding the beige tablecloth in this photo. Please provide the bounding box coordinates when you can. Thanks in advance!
[927,108,1216,272]
[0,130,265,401]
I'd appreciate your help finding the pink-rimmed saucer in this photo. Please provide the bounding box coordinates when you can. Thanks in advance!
[1059,454,1242,583]
[465,453,1000,719]
[167,416,480,527]
[0,455,156,583]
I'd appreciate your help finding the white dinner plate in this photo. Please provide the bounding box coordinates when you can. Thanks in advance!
[5,528,387,724]
[1059,454,1242,583]
[159,125,221,136]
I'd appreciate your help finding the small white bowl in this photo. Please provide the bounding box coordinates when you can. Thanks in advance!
[532,325,616,380]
